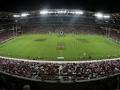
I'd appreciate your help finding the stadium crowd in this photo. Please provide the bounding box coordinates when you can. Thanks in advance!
[0,58,120,82]
[23,24,104,34]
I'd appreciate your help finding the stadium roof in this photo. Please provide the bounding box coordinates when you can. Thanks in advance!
[0,0,120,13]
[11,9,111,18]
[0,9,120,19]
[0,9,113,19]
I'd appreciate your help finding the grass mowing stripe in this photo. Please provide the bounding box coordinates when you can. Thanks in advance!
[0,34,120,61]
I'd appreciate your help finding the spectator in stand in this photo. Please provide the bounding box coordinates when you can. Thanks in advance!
[0,58,120,82]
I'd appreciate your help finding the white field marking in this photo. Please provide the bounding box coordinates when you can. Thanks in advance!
[0,37,15,44]
[0,56,120,64]
[57,57,64,60]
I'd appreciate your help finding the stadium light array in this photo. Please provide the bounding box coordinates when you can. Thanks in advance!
[13,15,21,18]
[39,9,84,15]
[69,10,84,15]
[21,13,30,17]
[74,10,84,15]
[94,13,104,19]
[57,10,67,14]
[40,10,49,15]
[103,15,111,19]
[94,12,111,19]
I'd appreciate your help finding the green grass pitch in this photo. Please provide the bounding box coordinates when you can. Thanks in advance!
[0,34,120,61]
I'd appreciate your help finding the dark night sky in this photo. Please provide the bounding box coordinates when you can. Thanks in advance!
[0,0,120,13]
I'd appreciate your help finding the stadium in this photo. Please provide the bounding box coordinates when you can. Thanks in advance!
[0,9,120,90]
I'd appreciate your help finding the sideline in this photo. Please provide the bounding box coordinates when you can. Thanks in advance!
[0,56,120,63]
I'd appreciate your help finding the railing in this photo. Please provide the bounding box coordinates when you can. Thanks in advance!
[0,71,119,90]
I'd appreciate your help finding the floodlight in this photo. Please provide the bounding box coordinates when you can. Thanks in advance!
[13,15,20,18]
[21,13,30,17]
[70,10,84,15]
[57,10,67,14]
[74,10,84,15]
[40,10,49,15]
[94,13,104,19]
[103,15,111,19]
[48,11,53,14]
[69,11,75,14]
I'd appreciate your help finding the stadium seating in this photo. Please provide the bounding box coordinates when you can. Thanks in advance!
[0,58,120,81]
[0,58,120,90]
